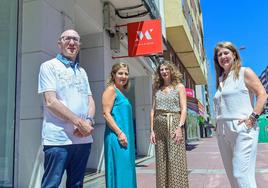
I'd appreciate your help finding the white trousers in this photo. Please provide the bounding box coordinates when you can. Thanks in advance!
[216,119,259,188]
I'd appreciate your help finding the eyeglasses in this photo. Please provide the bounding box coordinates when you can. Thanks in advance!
[60,36,80,44]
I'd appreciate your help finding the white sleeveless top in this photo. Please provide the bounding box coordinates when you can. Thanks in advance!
[213,67,254,120]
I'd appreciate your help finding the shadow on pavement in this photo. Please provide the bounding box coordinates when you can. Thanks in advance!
[136,164,148,167]
[186,144,198,151]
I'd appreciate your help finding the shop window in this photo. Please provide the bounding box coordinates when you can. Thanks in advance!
[0,0,18,187]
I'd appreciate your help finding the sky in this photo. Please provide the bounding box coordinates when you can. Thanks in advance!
[200,0,268,110]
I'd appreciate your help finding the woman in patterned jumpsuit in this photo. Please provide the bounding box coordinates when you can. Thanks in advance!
[150,61,189,188]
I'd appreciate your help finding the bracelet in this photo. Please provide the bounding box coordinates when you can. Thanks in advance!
[179,123,184,128]
[118,131,123,136]
[86,116,95,125]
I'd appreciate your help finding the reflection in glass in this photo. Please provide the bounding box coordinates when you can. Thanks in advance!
[0,0,18,187]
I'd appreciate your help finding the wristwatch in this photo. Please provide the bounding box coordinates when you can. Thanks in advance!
[249,112,259,123]
[250,112,260,120]
[86,116,95,125]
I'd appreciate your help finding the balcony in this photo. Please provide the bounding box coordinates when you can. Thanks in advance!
[164,0,207,84]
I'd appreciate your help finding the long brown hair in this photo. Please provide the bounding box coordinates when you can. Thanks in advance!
[214,41,242,88]
[153,61,183,91]
[106,63,130,90]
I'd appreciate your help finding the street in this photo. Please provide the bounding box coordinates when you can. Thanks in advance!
[85,136,268,188]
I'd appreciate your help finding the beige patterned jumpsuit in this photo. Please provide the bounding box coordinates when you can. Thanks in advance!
[154,87,189,188]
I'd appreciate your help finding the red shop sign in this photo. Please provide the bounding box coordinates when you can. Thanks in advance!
[186,88,195,98]
[127,19,163,57]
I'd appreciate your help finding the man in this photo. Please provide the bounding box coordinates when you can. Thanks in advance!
[38,29,95,188]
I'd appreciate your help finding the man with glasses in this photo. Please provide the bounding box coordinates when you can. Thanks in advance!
[38,29,95,188]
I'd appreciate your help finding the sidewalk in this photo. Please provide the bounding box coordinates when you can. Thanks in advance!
[85,136,268,188]
[187,136,268,188]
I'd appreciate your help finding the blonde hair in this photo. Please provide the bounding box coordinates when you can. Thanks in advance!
[153,61,183,91]
[214,41,242,88]
[106,63,130,90]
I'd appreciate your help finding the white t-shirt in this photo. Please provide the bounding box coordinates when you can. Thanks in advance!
[38,56,93,145]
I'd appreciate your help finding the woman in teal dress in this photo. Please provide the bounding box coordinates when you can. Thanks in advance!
[102,63,137,188]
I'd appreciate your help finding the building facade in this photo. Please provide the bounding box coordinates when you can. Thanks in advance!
[0,0,209,187]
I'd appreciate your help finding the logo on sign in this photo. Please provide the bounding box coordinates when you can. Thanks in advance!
[136,29,153,41]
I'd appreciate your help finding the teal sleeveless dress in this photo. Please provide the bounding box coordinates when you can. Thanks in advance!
[104,88,137,188]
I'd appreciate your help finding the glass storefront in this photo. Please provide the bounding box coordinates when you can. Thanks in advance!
[0,0,19,187]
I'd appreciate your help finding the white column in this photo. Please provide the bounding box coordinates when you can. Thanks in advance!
[135,76,154,157]
[80,32,112,172]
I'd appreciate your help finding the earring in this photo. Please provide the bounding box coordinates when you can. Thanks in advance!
[232,59,236,64]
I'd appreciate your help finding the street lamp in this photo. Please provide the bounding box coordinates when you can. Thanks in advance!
[239,46,246,51]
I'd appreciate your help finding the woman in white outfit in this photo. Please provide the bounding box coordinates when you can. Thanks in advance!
[213,41,268,188]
